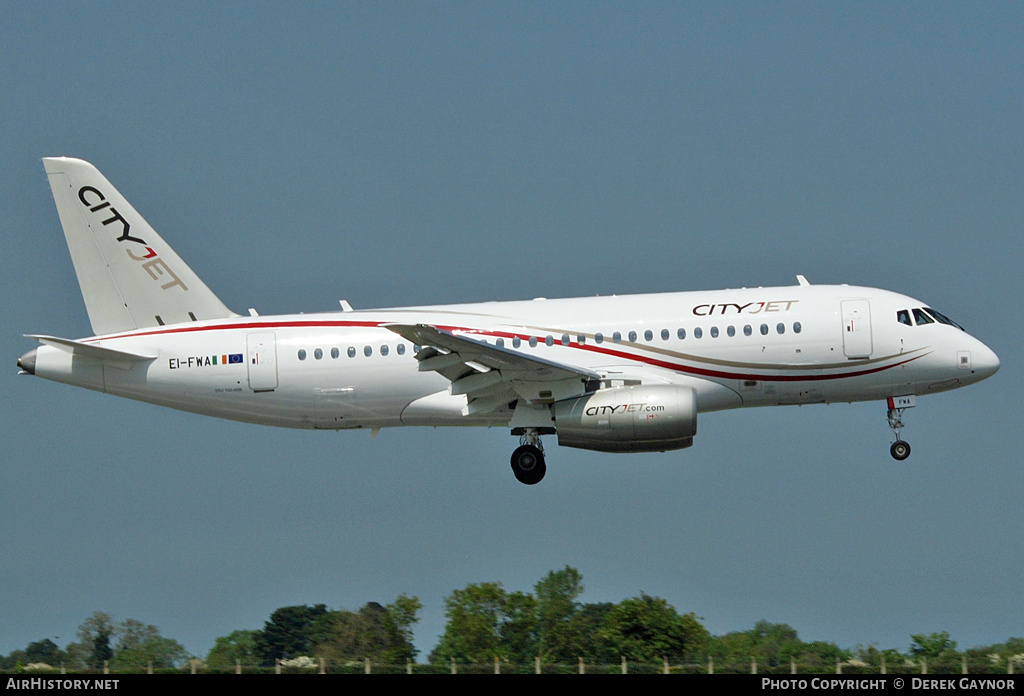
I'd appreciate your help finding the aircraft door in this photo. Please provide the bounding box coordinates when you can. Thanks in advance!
[246,332,278,391]
[841,300,873,359]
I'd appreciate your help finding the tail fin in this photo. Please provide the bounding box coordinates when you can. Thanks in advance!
[42,157,237,335]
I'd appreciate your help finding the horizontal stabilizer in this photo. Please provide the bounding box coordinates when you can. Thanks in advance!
[26,334,156,370]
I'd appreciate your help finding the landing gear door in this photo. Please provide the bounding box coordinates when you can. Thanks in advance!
[246,332,278,392]
[841,300,873,359]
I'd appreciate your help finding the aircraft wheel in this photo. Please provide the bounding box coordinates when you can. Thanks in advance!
[511,444,546,485]
[890,440,911,461]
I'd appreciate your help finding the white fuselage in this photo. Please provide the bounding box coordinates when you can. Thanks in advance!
[27,284,1000,432]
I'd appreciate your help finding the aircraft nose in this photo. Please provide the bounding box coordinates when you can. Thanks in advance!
[17,348,37,375]
[973,343,1000,380]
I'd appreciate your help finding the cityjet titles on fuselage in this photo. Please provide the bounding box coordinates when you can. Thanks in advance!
[691,300,798,316]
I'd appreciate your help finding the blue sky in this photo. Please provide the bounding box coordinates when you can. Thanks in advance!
[2,2,1020,660]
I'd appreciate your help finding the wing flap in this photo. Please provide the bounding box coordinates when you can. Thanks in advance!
[386,323,598,410]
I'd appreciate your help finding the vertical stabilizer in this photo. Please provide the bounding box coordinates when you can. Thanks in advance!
[42,157,237,335]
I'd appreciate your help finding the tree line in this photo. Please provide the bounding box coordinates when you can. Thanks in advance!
[2,567,1022,673]
[0,612,188,672]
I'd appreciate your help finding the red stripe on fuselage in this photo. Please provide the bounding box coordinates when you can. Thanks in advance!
[86,319,924,384]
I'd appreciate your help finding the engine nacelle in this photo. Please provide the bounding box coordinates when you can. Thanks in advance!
[553,385,697,453]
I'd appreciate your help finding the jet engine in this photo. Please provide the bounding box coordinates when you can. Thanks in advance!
[553,385,697,453]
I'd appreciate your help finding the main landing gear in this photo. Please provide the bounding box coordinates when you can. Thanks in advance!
[886,396,914,461]
[510,428,547,485]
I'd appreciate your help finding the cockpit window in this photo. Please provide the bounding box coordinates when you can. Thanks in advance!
[912,308,934,325]
[897,309,912,326]
[924,308,965,331]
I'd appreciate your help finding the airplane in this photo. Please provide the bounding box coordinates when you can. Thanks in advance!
[18,157,1000,484]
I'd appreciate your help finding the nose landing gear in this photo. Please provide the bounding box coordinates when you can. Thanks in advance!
[886,395,915,461]
[889,437,911,461]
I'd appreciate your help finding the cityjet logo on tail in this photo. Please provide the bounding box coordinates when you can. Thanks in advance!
[692,300,798,316]
[77,186,189,292]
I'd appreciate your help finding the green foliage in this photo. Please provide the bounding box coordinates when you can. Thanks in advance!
[254,604,330,665]
[0,639,67,671]
[65,611,115,669]
[910,631,958,659]
[500,591,539,663]
[220,595,422,669]
[24,639,64,667]
[205,629,258,670]
[429,570,711,668]
[430,582,511,664]
[109,618,189,669]
[568,602,617,664]
[385,594,423,661]
[312,599,420,664]
[39,612,190,671]
[4,580,1021,673]
[599,593,709,663]
[963,637,1024,673]
[534,566,583,662]
[709,620,848,670]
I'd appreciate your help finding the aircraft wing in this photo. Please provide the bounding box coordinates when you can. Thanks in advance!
[385,324,599,414]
